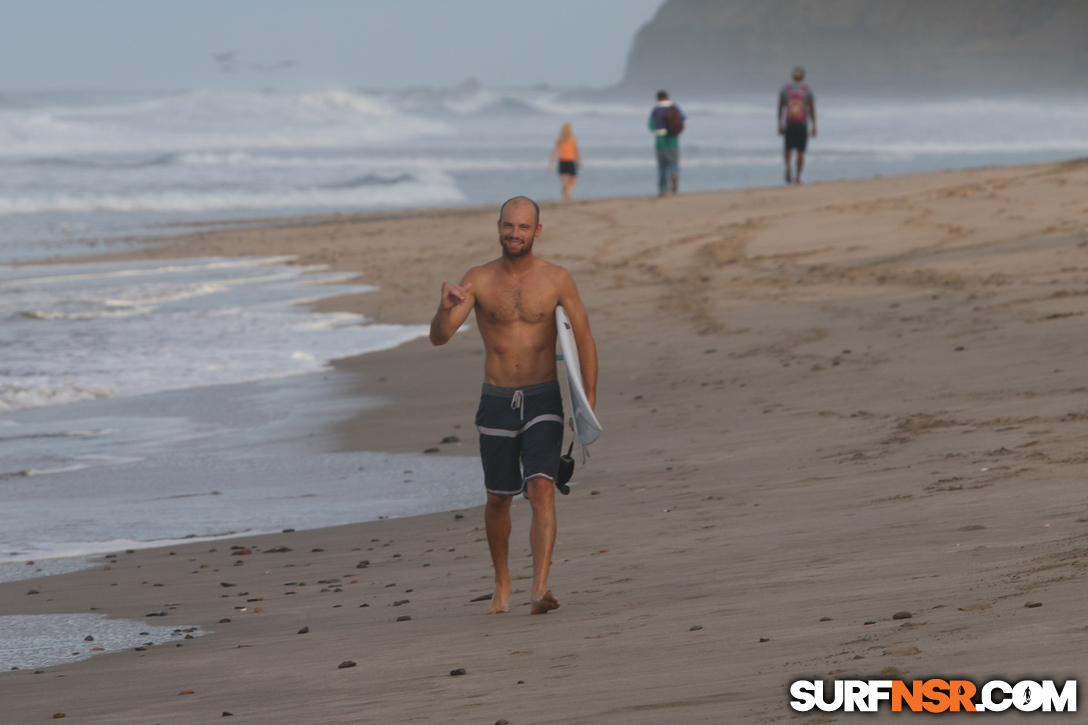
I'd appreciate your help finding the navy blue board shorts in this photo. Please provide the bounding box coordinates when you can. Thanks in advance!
[476,381,564,496]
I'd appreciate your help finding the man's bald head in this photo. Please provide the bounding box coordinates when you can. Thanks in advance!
[500,196,540,227]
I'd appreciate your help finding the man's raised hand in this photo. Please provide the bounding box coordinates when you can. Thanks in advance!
[440,280,473,310]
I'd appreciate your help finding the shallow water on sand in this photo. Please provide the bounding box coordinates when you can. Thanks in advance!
[0,370,484,583]
[0,613,207,671]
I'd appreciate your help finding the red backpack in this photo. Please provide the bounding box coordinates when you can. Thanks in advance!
[664,106,685,136]
[785,84,809,123]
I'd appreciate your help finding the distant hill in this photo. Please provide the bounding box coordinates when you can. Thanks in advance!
[620,0,1088,95]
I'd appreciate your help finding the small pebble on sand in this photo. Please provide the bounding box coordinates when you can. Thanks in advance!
[450,668,467,676]
[338,661,357,669]
[892,611,913,619]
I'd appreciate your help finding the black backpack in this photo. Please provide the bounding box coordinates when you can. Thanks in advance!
[664,106,685,136]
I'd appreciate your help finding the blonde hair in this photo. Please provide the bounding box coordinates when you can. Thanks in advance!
[558,122,573,141]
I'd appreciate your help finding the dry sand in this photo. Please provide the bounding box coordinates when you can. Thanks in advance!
[3,161,1088,723]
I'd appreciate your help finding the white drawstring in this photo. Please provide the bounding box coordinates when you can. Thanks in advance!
[510,389,524,420]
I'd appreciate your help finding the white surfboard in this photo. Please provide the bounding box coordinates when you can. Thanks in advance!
[556,305,602,446]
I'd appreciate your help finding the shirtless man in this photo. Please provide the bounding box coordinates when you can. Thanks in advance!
[430,196,597,615]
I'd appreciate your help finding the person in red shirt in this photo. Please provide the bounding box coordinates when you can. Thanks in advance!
[777,66,817,184]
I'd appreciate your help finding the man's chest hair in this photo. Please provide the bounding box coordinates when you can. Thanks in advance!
[477,277,555,324]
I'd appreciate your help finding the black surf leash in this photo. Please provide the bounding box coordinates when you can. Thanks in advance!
[556,442,575,495]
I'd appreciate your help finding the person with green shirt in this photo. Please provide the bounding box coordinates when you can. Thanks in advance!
[648,90,686,196]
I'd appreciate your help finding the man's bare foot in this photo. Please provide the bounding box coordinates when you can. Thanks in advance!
[530,590,560,614]
[488,581,511,614]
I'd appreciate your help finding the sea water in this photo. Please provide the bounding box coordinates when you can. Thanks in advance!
[0,255,484,580]
[1,87,1086,262]
[0,256,422,412]
[0,614,207,671]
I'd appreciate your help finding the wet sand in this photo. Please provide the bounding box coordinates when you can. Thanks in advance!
[3,161,1088,722]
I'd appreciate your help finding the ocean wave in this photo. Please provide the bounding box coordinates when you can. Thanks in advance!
[0,534,261,564]
[0,178,464,216]
[0,88,452,157]
[15,465,93,477]
[18,307,146,321]
[10,273,370,324]
[0,256,434,414]
[295,89,395,117]
[822,97,1088,120]
[2,256,300,286]
[439,89,644,117]
[321,172,415,189]
[0,427,120,444]
[820,140,1088,156]
[0,382,118,414]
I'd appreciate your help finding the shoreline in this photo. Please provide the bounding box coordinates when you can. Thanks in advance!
[4,160,1088,722]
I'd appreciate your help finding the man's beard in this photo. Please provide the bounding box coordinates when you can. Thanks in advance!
[502,237,533,258]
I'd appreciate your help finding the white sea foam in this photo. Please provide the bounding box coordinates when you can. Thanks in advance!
[0,535,256,565]
[0,88,451,158]
[0,256,429,413]
[0,176,463,216]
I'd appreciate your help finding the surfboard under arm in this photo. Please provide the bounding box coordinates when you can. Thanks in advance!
[556,305,602,446]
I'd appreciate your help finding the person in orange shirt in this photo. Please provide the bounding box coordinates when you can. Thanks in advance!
[548,122,581,202]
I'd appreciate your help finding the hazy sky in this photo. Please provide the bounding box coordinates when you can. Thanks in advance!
[0,0,664,91]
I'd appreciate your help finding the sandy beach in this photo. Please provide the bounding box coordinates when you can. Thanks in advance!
[4,161,1088,723]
